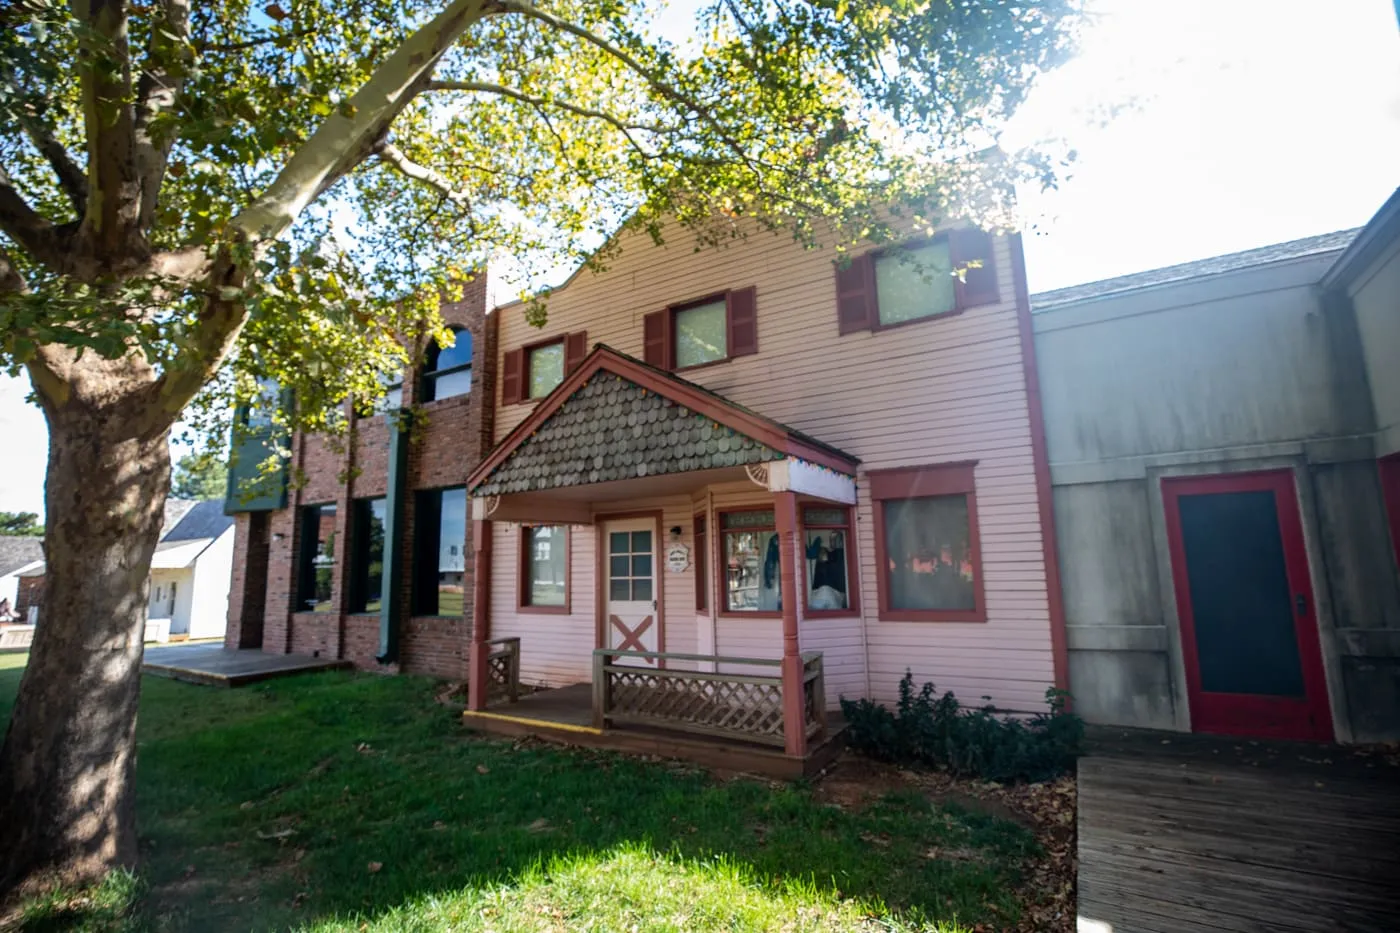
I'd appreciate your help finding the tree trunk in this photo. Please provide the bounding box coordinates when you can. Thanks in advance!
[0,380,171,894]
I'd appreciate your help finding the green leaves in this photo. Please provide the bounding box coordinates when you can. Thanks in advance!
[1,0,1082,445]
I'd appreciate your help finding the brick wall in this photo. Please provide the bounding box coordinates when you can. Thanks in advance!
[227,274,496,680]
[15,575,43,619]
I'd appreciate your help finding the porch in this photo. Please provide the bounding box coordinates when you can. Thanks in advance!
[463,640,847,779]
[463,346,865,773]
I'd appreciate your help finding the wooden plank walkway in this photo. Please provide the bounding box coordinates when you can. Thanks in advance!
[1077,734,1400,932]
[143,643,351,686]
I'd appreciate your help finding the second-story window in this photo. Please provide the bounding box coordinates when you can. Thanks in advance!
[422,327,473,402]
[644,287,757,371]
[527,341,565,398]
[835,228,998,335]
[674,298,727,368]
[500,332,587,405]
[874,241,956,326]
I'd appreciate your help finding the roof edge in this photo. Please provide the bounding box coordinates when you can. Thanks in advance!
[468,345,859,492]
[1321,187,1400,291]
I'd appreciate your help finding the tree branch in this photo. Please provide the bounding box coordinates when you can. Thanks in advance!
[426,79,667,135]
[0,161,75,271]
[73,0,143,262]
[155,0,495,424]
[229,0,491,246]
[17,114,88,216]
[374,141,472,207]
[497,1,763,175]
[197,26,315,55]
[134,0,192,231]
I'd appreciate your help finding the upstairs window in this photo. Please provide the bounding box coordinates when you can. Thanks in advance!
[874,241,956,326]
[501,332,588,405]
[836,229,998,335]
[422,327,473,402]
[644,287,757,371]
[527,341,565,399]
[372,367,404,413]
[675,299,728,368]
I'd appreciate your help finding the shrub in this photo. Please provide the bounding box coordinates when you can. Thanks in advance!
[840,673,1084,783]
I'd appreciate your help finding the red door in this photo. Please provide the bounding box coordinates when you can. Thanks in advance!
[1163,470,1332,742]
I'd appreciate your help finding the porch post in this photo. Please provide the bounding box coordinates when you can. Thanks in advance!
[775,491,808,757]
[466,518,493,711]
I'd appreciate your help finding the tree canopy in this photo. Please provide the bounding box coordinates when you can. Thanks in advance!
[170,451,229,500]
[1,0,1081,440]
[0,511,43,537]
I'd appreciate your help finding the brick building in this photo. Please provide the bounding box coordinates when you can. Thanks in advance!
[223,277,496,678]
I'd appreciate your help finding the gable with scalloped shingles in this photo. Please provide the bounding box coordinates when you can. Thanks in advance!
[474,372,781,497]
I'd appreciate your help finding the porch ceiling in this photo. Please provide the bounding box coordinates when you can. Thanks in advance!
[469,346,859,501]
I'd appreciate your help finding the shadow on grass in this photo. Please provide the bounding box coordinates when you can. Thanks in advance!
[2,660,1038,932]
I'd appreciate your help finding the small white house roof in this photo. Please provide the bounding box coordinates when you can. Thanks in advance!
[150,539,216,570]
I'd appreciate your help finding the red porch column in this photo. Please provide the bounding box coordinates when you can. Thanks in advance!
[466,518,494,711]
[774,491,808,757]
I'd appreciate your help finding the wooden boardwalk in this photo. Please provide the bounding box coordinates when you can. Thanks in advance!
[143,643,350,686]
[1077,734,1400,932]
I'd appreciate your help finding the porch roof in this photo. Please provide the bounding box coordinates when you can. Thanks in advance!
[468,345,859,499]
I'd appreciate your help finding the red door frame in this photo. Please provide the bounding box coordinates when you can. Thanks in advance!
[1380,454,1400,571]
[1162,469,1333,742]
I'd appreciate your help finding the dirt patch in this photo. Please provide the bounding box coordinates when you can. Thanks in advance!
[813,752,1077,933]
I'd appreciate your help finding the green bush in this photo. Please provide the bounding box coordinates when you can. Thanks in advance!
[840,672,1083,783]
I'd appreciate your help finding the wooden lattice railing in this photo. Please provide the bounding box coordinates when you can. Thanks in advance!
[592,649,825,747]
[486,637,521,703]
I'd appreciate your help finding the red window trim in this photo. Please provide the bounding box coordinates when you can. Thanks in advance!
[869,461,987,623]
[694,512,709,615]
[670,291,731,373]
[716,507,782,619]
[651,286,758,373]
[799,502,860,617]
[839,230,999,336]
[517,524,571,615]
[522,337,566,402]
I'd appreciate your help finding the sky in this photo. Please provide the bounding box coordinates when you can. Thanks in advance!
[1,0,1397,518]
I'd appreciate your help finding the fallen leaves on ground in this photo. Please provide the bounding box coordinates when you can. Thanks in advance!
[815,754,1077,933]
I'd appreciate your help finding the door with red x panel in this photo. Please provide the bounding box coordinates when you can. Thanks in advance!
[605,518,659,666]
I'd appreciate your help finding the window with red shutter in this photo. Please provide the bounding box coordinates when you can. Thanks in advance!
[564,330,588,374]
[501,348,524,405]
[643,309,670,369]
[952,228,999,307]
[726,286,758,358]
[835,254,875,334]
[838,229,1000,336]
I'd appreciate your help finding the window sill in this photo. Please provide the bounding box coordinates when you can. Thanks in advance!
[870,306,968,335]
[717,610,782,620]
[420,393,473,411]
[877,608,987,623]
[517,604,571,615]
[672,356,732,375]
[803,608,861,619]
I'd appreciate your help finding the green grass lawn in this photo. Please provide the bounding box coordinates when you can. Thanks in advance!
[1,653,1039,932]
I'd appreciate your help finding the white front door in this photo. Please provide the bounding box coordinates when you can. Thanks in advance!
[604,518,659,666]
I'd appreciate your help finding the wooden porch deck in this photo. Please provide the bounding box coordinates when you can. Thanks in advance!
[142,643,351,686]
[463,683,847,780]
[1077,730,1400,932]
